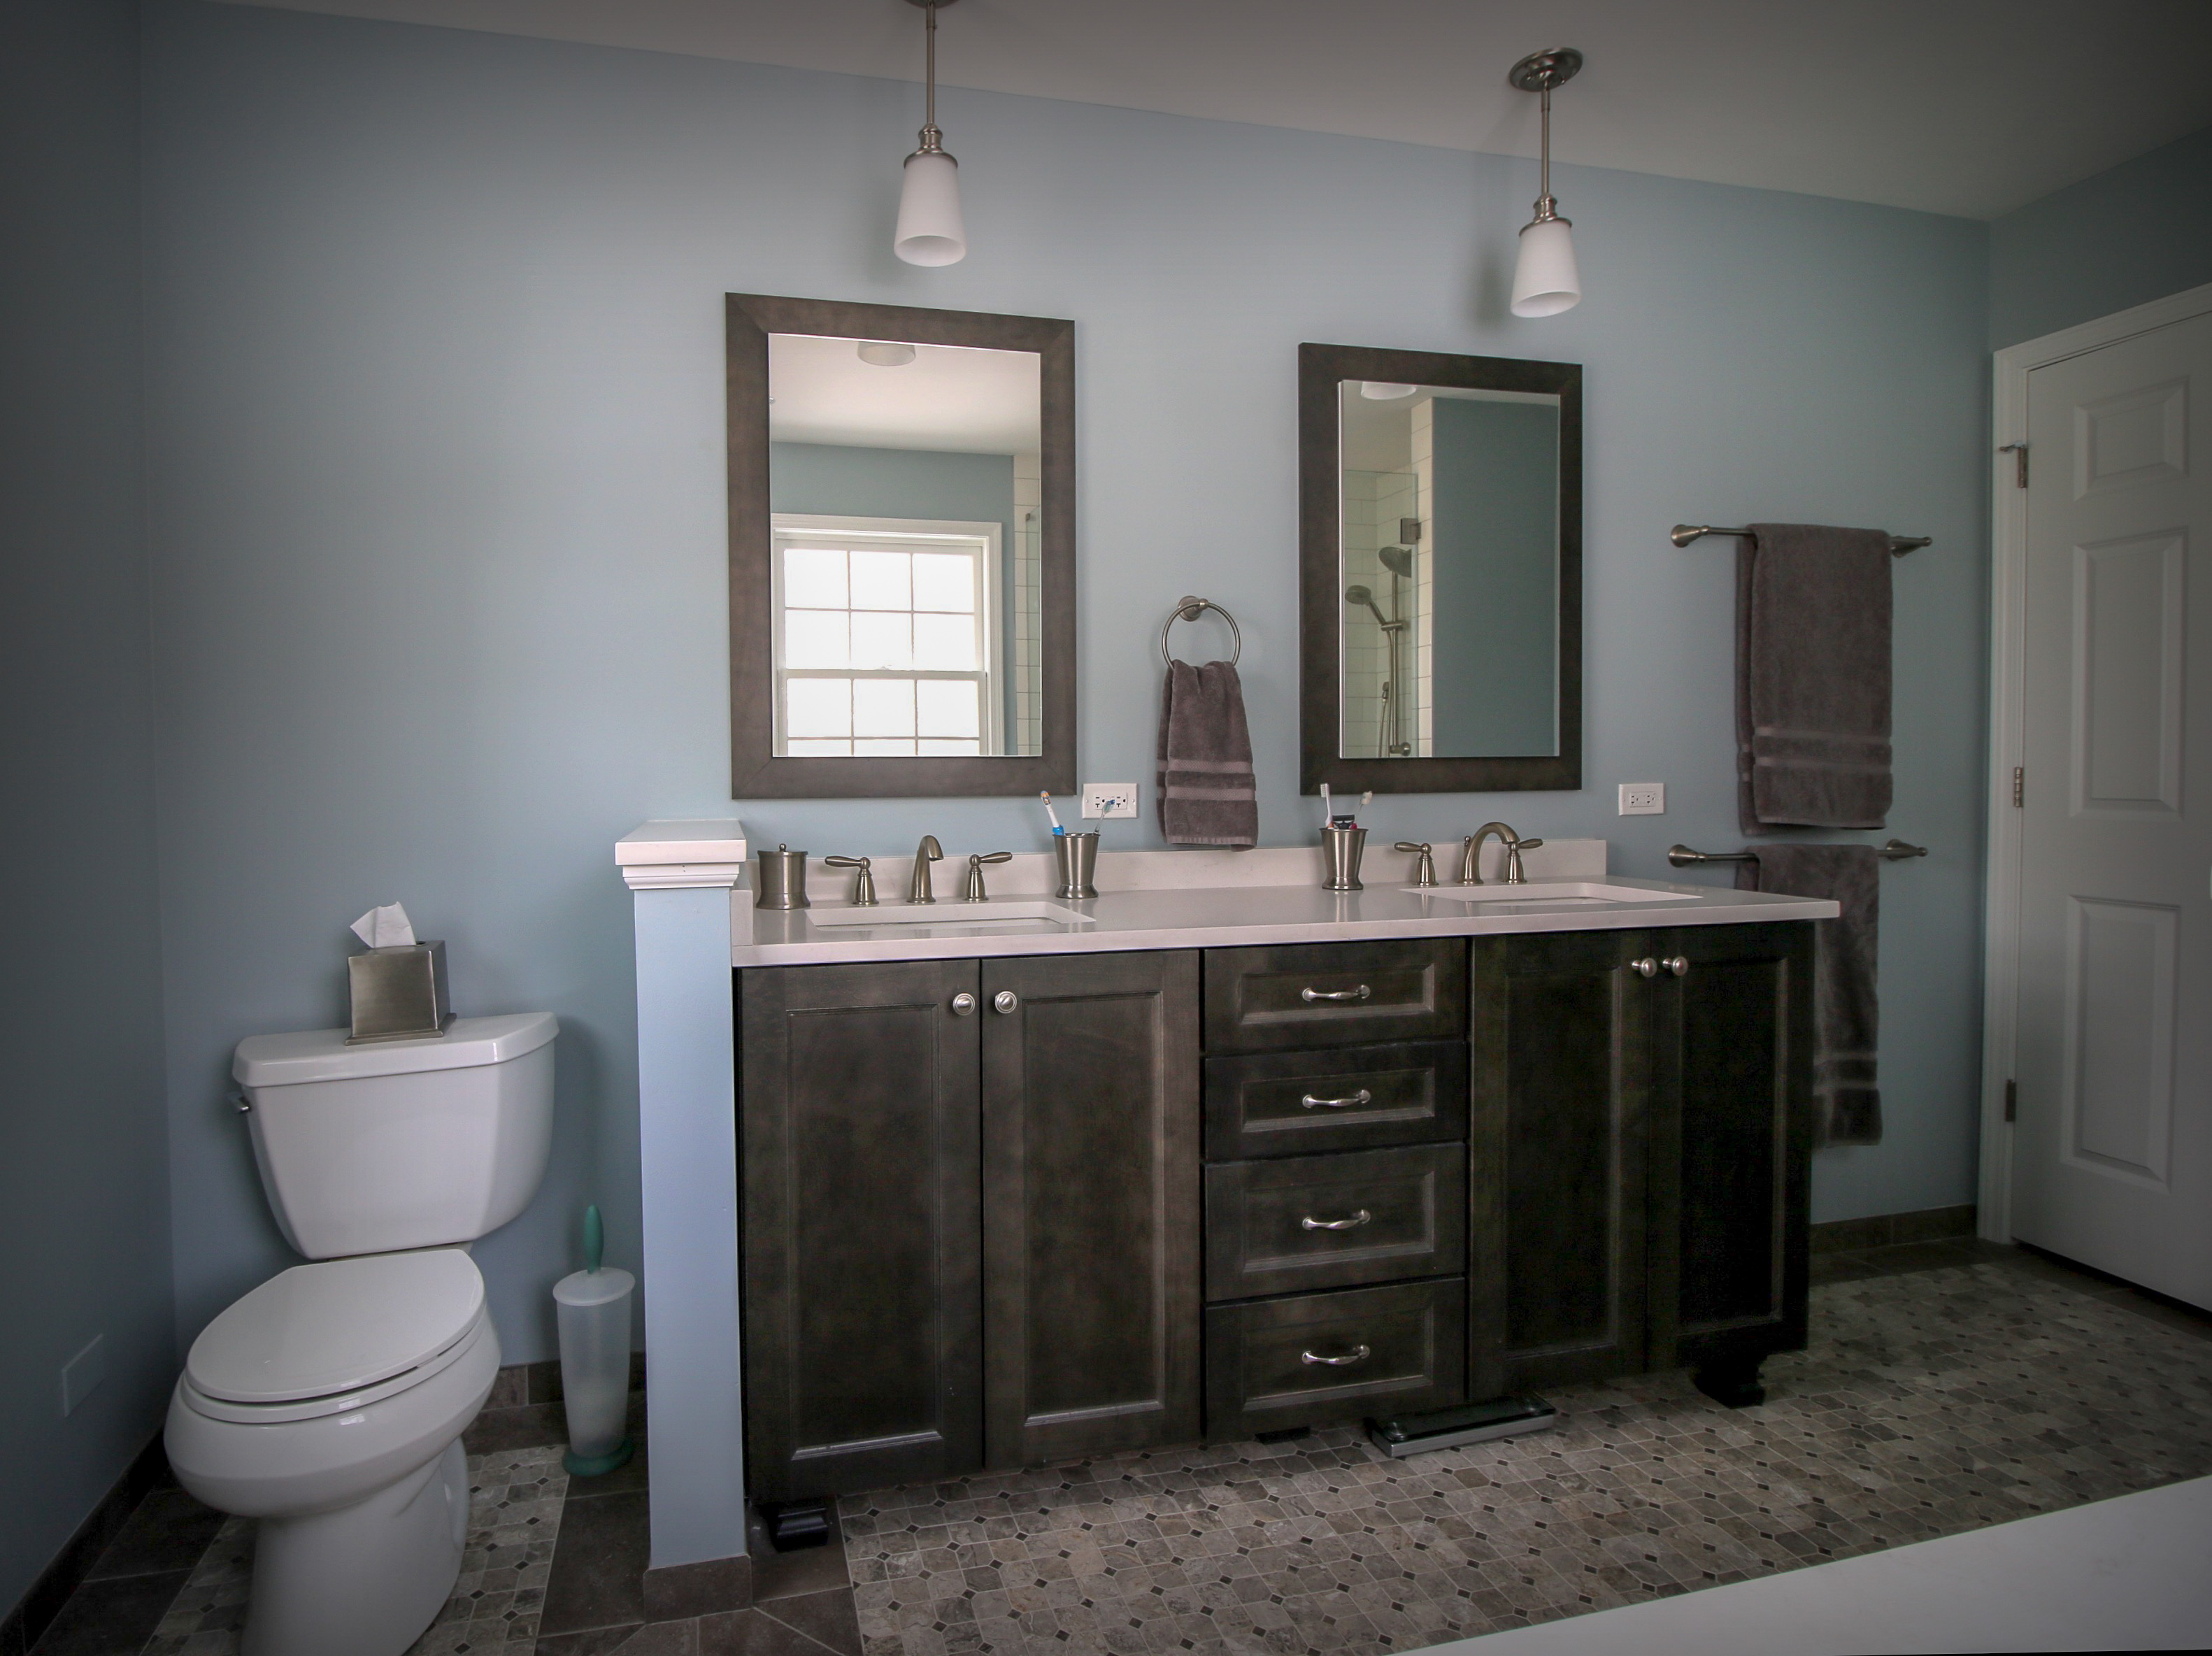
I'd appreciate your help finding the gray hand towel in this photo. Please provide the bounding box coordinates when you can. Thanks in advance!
[1157,659,1257,847]
[1736,522,1894,833]
[1736,844,1881,1148]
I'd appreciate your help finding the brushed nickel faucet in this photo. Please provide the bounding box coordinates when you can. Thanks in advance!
[1461,822,1546,885]
[908,836,943,903]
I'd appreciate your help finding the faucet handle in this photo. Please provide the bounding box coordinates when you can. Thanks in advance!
[964,850,1013,901]
[824,855,876,906]
[1392,842,1437,887]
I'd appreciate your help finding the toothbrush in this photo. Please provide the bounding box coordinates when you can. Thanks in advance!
[1040,791,1066,836]
[1320,783,1332,826]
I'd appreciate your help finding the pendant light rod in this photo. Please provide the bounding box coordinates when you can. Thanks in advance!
[1508,47,1580,224]
[908,0,957,155]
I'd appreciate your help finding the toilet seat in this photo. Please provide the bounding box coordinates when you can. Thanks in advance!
[185,1250,485,1424]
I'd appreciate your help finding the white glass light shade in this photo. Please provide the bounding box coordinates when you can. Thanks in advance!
[895,150,966,266]
[1511,217,1580,317]
[1360,382,1418,400]
[857,341,917,366]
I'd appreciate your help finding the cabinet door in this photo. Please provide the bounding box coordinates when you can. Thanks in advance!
[1645,922,1815,1381]
[1469,931,1655,1397]
[981,951,1201,1467]
[741,960,982,1500]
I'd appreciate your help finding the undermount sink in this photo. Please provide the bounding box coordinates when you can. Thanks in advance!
[1404,881,1699,905]
[804,899,1093,928]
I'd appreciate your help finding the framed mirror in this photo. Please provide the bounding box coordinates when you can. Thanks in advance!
[1298,343,1581,794]
[727,294,1075,797]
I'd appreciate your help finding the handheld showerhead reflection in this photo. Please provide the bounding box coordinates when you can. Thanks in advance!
[1344,584,1390,627]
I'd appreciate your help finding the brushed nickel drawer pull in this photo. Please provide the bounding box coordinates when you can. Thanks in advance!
[1301,1089,1373,1110]
[1664,955,1689,976]
[1301,1208,1372,1232]
[1299,1343,1371,1366]
[1300,984,1372,1004]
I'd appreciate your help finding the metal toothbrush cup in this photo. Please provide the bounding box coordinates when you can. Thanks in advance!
[1322,825,1367,891]
[1053,831,1099,899]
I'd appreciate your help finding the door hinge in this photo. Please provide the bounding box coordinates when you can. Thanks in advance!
[2012,766,2025,808]
[2004,1078,2018,1123]
[1998,442,2029,487]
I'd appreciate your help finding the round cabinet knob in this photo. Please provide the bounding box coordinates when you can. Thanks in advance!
[993,990,1019,1014]
[1664,955,1690,976]
[951,992,977,1016]
[1631,957,1659,978]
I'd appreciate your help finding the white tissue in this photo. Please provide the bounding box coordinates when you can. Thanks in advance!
[350,902,418,949]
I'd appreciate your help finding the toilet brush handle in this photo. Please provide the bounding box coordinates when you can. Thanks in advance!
[583,1204,604,1274]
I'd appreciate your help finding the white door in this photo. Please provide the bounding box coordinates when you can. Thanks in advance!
[2011,304,2212,1308]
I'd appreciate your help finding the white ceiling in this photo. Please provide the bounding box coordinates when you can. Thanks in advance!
[769,334,1040,453]
[219,0,2212,218]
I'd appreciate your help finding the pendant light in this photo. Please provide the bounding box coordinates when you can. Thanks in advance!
[1507,48,1583,318]
[894,0,966,266]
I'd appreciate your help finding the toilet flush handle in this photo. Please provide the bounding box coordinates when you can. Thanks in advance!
[231,1092,252,1114]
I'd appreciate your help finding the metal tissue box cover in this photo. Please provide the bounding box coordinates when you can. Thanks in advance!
[347,940,451,1043]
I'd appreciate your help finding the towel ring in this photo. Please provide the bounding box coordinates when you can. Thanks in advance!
[1160,596,1241,667]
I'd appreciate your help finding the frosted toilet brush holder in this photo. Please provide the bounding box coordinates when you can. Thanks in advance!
[553,1206,634,1478]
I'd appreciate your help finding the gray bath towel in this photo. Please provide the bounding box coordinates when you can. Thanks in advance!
[1157,659,1257,846]
[1736,522,1894,833]
[1737,844,1881,1148]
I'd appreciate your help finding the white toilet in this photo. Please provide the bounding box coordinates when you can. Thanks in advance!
[166,1011,558,1656]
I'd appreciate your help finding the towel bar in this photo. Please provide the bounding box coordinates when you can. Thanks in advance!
[1669,839,1927,867]
[1671,524,1929,555]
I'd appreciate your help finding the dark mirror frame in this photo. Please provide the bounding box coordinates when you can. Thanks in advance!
[1298,342,1583,796]
[727,294,1076,798]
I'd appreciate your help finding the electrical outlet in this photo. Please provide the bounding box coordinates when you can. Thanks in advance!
[1080,782,1139,820]
[1618,783,1666,816]
[61,1334,106,1417]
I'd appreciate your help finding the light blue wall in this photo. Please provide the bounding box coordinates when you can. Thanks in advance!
[141,0,1992,1370]
[1428,398,1560,757]
[1991,124,2212,350]
[0,0,174,1615]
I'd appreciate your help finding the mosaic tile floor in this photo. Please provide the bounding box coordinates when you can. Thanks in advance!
[139,1445,569,1655]
[837,1261,2212,1656]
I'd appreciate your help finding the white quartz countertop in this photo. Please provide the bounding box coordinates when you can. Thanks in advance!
[729,873,1834,968]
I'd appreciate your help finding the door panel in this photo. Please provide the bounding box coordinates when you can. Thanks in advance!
[1645,923,1813,1376]
[982,951,1201,1467]
[741,961,982,1499]
[1469,931,1651,1396]
[2015,305,2212,1308]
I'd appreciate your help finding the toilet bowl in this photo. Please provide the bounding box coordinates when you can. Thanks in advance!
[166,1249,501,1656]
[168,1013,556,1656]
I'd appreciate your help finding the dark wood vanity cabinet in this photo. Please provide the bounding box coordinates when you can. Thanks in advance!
[739,921,1812,1504]
[1469,922,1814,1405]
[739,950,1199,1504]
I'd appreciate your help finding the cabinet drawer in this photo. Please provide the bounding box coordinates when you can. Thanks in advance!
[1204,1041,1468,1159]
[1206,1144,1466,1301]
[1204,940,1466,1052]
[1206,1279,1466,1439]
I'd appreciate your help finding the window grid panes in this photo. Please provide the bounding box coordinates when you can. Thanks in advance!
[773,528,996,757]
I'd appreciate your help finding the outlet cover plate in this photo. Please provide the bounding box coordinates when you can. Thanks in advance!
[1618,783,1665,816]
[1081,783,1139,820]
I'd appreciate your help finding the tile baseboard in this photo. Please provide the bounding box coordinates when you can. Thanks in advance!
[1811,1203,1976,1255]
[0,1430,169,1656]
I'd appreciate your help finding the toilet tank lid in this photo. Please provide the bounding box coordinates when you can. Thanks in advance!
[234,1010,557,1087]
[187,1250,485,1403]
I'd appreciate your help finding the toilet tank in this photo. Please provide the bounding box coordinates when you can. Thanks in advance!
[233,1012,558,1259]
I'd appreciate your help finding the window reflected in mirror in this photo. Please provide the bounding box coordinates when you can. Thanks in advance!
[767,334,1043,757]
